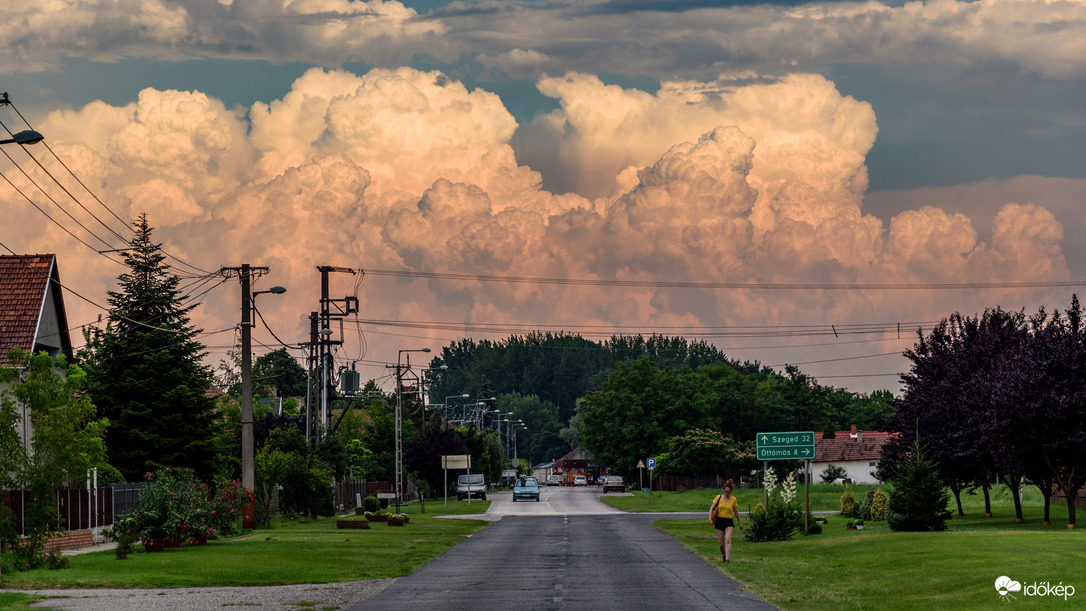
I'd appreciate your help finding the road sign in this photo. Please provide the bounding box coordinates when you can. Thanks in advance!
[442,454,471,469]
[646,457,656,469]
[636,460,645,469]
[376,492,396,499]
[756,431,816,461]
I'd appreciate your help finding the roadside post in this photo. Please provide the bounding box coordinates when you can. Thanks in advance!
[442,454,471,507]
[646,457,656,504]
[636,459,645,491]
[756,431,816,533]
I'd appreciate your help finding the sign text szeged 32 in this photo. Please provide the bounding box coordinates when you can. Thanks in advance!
[756,431,815,461]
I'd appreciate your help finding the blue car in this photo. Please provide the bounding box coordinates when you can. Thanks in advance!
[512,477,540,502]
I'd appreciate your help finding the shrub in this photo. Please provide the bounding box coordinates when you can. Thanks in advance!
[840,485,858,517]
[807,523,822,535]
[859,490,875,520]
[363,495,379,513]
[104,516,138,559]
[45,547,70,570]
[209,478,252,537]
[871,489,888,521]
[820,464,847,483]
[744,467,802,542]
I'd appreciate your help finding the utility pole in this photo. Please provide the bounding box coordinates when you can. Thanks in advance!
[221,264,270,531]
[313,266,357,443]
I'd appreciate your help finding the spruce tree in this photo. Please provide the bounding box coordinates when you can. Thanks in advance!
[886,444,952,531]
[85,214,220,481]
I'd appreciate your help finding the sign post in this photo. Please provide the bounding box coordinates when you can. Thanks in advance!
[756,431,816,534]
[636,459,645,491]
[646,457,656,504]
[442,454,471,507]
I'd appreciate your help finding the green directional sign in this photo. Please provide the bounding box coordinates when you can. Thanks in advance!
[757,431,816,461]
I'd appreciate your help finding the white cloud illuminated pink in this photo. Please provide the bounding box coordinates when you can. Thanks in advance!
[2,66,1074,391]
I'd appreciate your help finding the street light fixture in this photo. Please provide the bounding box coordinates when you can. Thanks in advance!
[0,129,43,146]
[445,393,470,423]
[396,348,430,513]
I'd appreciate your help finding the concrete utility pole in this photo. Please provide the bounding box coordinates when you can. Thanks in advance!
[221,264,274,531]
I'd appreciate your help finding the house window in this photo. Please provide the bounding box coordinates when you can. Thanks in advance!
[869,462,877,467]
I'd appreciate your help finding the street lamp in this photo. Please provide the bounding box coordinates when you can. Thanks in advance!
[240,278,285,530]
[396,348,430,513]
[0,129,43,146]
[445,393,469,424]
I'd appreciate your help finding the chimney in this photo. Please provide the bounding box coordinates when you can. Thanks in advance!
[850,424,858,439]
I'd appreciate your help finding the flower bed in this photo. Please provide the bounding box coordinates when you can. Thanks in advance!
[337,519,371,529]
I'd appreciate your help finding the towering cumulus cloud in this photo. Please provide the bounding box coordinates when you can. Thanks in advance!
[12,66,1068,388]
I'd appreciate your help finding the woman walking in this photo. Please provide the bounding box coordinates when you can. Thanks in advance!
[709,479,742,562]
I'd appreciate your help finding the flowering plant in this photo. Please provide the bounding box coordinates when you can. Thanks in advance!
[744,466,803,542]
[104,516,138,559]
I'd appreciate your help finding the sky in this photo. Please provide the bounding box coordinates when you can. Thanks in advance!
[1,0,1085,396]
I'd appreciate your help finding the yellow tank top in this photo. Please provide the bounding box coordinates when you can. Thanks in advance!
[714,495,738,519]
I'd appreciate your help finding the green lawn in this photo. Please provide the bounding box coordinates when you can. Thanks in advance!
[656,493,1083,610]
[0,499,491,590]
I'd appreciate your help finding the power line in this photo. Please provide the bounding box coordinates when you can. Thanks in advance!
[364,268,1086,291]
[2,95,214,277]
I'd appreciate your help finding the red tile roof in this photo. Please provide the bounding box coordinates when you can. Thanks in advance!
[0,254,70,359]
[814,432,890,463]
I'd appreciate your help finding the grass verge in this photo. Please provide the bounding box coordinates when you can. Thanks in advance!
[0,499,490,590]
[657,502,1083,610]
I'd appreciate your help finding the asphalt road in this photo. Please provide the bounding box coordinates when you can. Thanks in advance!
[350,484,771,610]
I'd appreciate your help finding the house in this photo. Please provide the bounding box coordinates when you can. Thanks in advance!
[0,254,74,454]
[554,448,599,484]
[531,460,556,482]
[0,254,72,360]
[812,425,891,485]
[0,254,98,550]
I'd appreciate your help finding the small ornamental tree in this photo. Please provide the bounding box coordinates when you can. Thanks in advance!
[840,485,858,517]
[887,444,952,532]
[871,489,888,521]
[0,349,109,568]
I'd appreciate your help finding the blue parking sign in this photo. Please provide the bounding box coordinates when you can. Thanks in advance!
[647,457,656,469]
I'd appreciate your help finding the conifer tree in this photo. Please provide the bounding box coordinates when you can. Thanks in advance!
[886,441,952,531]
[84,214,220,481]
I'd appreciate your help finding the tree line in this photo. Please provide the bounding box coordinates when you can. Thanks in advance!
[878,298,1086,527]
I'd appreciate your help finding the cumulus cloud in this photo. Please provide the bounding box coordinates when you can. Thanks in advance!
[1,67,1072,393]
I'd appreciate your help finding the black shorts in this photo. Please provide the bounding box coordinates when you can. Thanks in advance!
[714,517,734,531]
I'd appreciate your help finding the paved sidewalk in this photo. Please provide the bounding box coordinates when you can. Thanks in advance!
[15,580,396,611]
[60,542,116,556]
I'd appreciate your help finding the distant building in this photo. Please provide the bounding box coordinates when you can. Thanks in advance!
[532,460,556,482]
[812,425,891,485]
[555,448,599,485]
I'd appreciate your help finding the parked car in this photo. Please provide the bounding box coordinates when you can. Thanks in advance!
[456,474,487,501]
[547,474,561,486]
[512,477,541,502]
[602,475,625,493]
[574,475,587,486]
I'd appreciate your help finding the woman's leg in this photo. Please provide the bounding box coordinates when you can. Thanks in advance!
[715,527,726,560]
[724,525,734,561]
